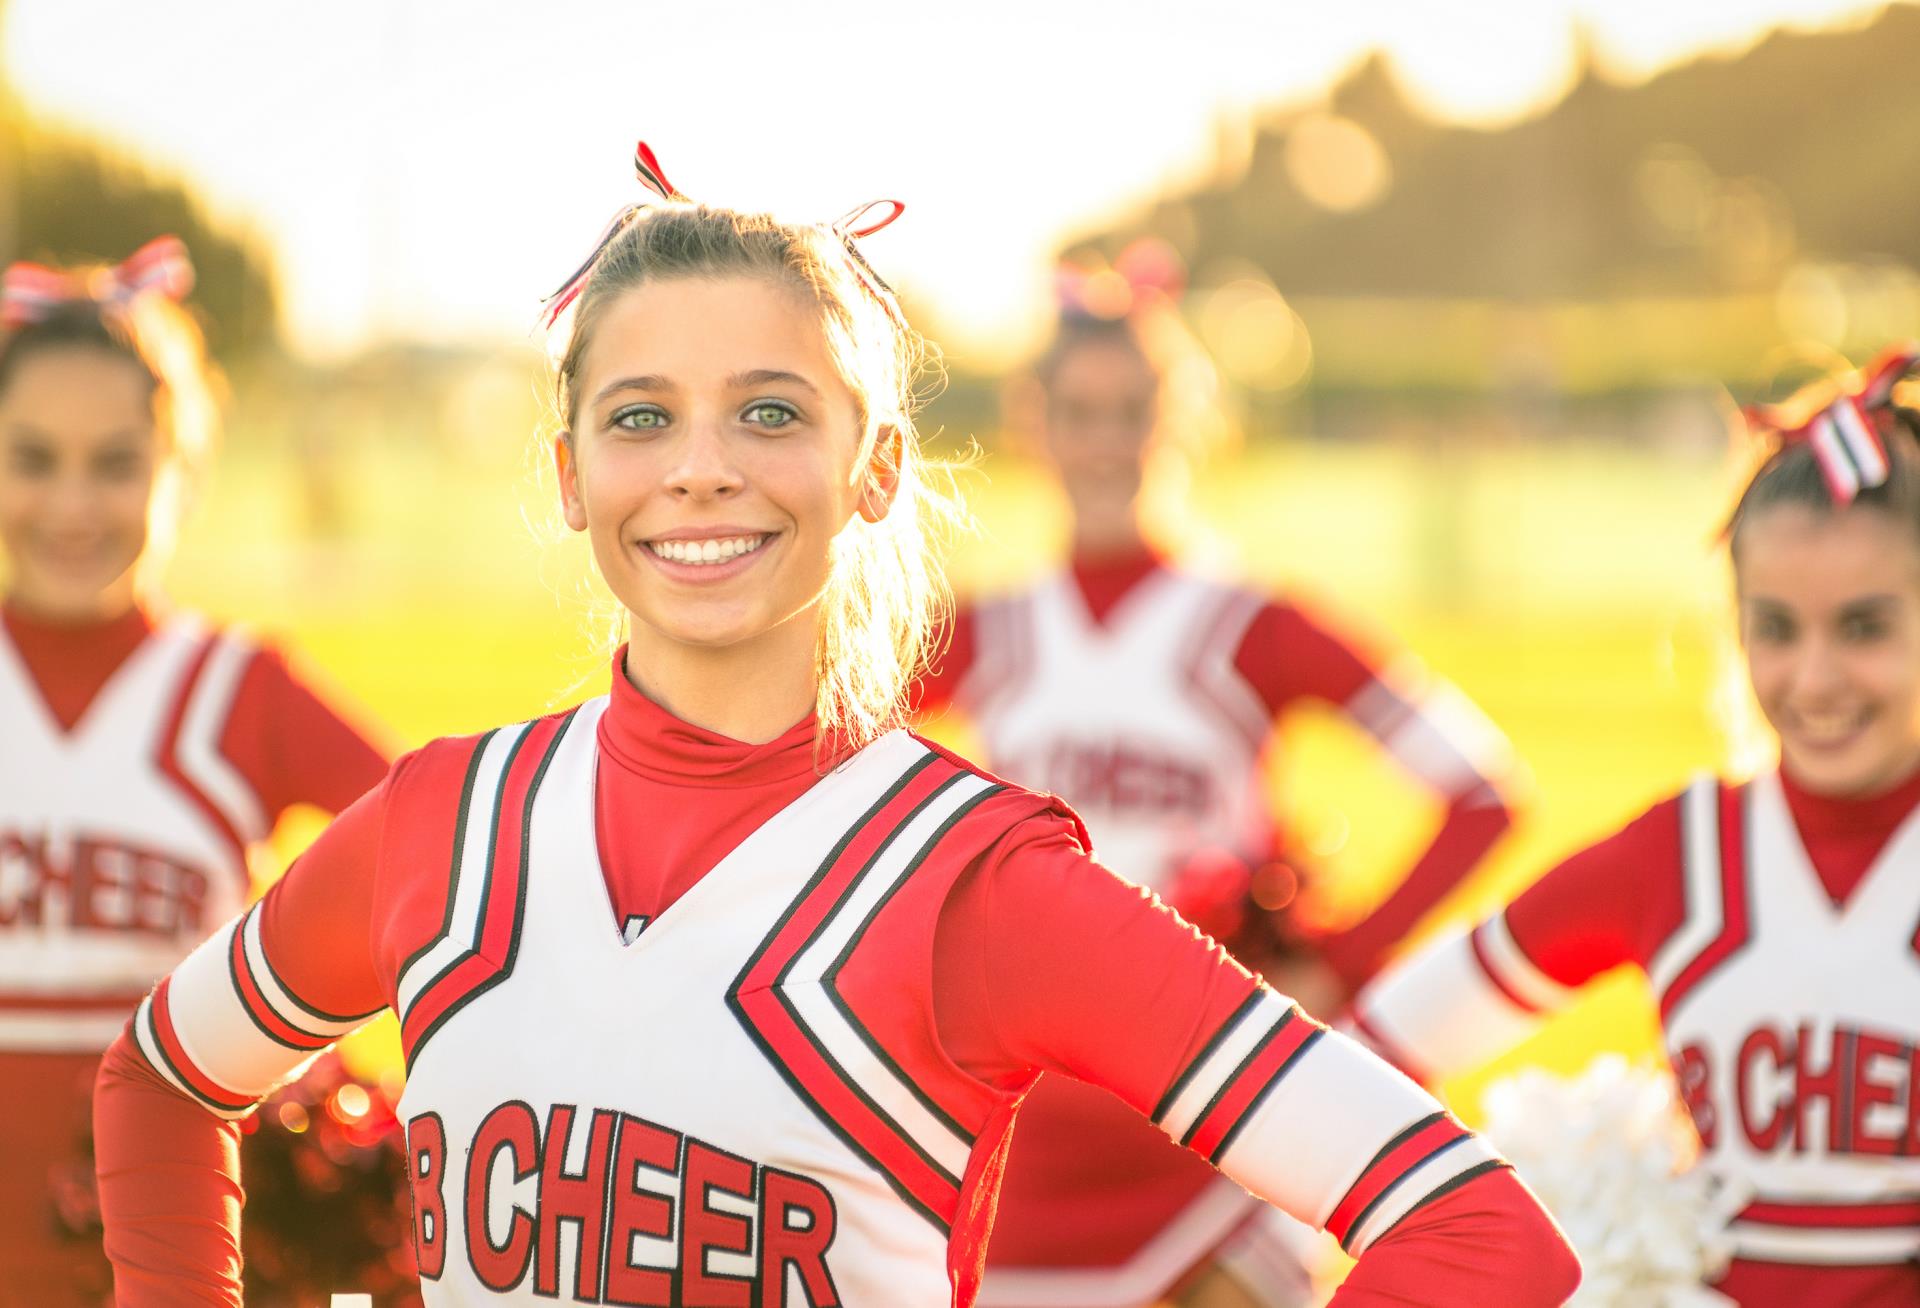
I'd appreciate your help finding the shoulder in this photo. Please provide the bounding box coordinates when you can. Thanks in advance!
[908,730,1091,851]
[386,703,595,810]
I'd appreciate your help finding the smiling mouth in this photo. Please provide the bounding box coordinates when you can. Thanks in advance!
[1789,708,1873,748]
[644,533,772,566]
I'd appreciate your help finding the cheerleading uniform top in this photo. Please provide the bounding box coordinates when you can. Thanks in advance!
[0,598,388,1306]
[93,651,1578,1307]
[919,547,1517,985]
[1354,764,1920,1306]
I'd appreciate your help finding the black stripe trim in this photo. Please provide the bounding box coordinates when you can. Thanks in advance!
[1351,1110,1448,1186]
[820,781,1003,1149]
[226,909,326,1051]
[1209,1026,1324,1164]
[139,1001,255,1114]
[1152,989,1267,1125]
[399,725,532,1031]
[1180,1008,1292,1147]
[405,712,574,1073]
[1358,1159,1510,1251]
[395,729,498,991]
[725,751,955,1234]
[767,773,970,1198]
[1341,1133,1473,1253]
[249,903,384,1027]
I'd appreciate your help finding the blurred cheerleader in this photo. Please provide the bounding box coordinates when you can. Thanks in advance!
[1354,347,1920,1305]
[918,246,1522,1308]
[0,240,389,1304]
[92,145,1576,1307]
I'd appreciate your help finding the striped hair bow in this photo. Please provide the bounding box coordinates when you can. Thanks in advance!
[1,236,195,330]
[1745,344,1920,505]
[1055,238,1186,323]
[541,140,908,328]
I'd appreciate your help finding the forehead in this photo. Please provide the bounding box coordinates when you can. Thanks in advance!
[1048,333,1155,396]
[579,275,842,390]
[0,346,155,440]
[1737,503,1920,603]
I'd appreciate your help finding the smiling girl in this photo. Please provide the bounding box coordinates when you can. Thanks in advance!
[0,241,389,1304]
[1352,347,1920,1305]
[92,146,1577,1307]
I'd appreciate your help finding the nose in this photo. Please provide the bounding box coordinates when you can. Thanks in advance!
[1789,632,1849,703]
[662,417,744,502]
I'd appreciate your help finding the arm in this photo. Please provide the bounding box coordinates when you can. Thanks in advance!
[95,778,391,1305]
[219,644,392,822]
[938,812,1579,1305]
[1349,799,1682,1083]
[1236,601,1521,987]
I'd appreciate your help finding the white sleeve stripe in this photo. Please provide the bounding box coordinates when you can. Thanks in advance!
[1474,914,1573,1013]
[1352,930,1546,1078]
[241,906,377,1035]
[1211,1029,1478,1237]
[132,993,255,1119]
[1347,1142,1508,1253]
[174,633,269,843]
[1155,989,1292,1140]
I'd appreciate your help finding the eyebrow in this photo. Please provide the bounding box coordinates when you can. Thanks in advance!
[592,375,673,407]
[729,369,819,396]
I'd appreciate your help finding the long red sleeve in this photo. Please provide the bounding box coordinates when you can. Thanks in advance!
[1333,1166,1578,1305]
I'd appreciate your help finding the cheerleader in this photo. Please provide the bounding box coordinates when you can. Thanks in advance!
[0,240,389,1303]
[1353,347,1920,1306]
[918,251,1520,1307]
[92,144,1577,1307]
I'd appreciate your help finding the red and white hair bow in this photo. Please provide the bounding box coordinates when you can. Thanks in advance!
[1744,343,1920,505]
[1,236,194,330]
[541,140,906,328]
[1054,238,1187,323]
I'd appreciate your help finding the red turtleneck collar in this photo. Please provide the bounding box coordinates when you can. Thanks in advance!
[1,597,153,732]
[1069,544,1165,626]
[1779,760,1920,907]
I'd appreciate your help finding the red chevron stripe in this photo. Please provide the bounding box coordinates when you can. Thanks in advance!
[229,911,329,1050]
[1186,1009,1320,1159]
[731,756,966,1227]
[1325,1115,1469,1245]
[147,976,254,1113]
[400,715,565,1062]
[1660,783,1751,1021]
[152,634,248,872]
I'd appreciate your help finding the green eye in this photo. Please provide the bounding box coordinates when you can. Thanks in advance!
[745,402,796,428]
[612,405,668,430]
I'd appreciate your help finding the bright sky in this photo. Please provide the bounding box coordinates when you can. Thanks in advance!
[3,0,1897,363]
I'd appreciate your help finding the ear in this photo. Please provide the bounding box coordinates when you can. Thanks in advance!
[857,424,904,524]
[553,433,589,533]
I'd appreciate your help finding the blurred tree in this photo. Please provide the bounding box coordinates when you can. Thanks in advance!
[0,112,278,357]
[1072,5,1920,302]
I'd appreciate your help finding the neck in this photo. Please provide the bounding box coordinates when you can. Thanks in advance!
[1069,510,1148,560]
[623,613,818,745]
[4,580,140,626]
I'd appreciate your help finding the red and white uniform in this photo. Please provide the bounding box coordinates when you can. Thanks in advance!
[1354,764,1920,1306]
[94,656,1578,1307]
[0,600,388,1307]
[920,551,1517,1305]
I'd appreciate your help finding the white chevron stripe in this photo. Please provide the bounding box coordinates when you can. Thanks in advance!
[784,767,993,1182]
[1650,776,1725,998]
[395,723,530,1022]
[173,632,268,843]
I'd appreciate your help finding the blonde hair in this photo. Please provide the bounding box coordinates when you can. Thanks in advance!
[0,287,220,594]
[553,202,962,749]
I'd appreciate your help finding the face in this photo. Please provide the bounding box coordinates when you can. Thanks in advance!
[0,346,159,620]
[1040,335,1161,542]
[556,275,888,666]
[1738,503,1920,797]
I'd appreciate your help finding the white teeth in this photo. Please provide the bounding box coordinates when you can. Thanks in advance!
[647,534,769,566]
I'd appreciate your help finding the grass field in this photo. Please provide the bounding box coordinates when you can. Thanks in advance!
[158,412,1753,1122]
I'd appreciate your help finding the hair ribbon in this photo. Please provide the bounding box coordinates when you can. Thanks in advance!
[1744,343,1920,505]
[1,236,194,330]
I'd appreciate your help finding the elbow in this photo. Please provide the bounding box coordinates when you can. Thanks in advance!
[1503,1185,1582,1306]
